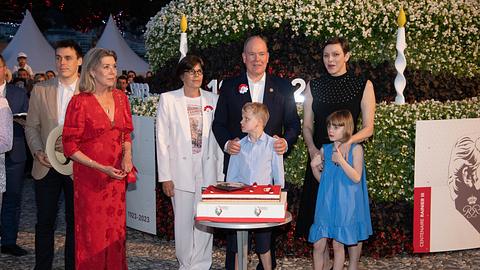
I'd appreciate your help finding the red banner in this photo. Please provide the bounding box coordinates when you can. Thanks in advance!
[413,187,431,253]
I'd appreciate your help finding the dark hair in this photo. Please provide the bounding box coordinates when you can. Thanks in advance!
[45,70,55,76]
[175,55,204,79]
[17,68,28,73]
[34,73,46,79]
[323,36,350,54]
[117,75,127,81]
[243,35,269,52]
[133,75,146,83]
[127,70,136,76]
[54,39,83,58]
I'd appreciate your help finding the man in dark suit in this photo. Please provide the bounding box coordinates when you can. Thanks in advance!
[212,35,301,270]
[0,54,29,256]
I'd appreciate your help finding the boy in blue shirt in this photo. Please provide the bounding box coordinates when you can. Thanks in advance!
[226,102,284,270]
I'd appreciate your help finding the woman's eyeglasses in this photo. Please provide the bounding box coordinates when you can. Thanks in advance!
[186,69,203,76]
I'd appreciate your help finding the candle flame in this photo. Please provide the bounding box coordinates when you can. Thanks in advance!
[180,14,187,33]
[397,7,406,27]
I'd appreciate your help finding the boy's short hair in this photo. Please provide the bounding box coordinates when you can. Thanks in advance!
[242,102,269,127]
[326,110,354,142]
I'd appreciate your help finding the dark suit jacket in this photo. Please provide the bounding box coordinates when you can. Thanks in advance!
[212,73,301,172]
[5,84,29,163]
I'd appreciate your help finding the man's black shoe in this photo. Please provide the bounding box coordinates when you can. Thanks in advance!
[1,244,28,256]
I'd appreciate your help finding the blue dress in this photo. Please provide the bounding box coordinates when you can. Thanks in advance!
[308,143,373,245]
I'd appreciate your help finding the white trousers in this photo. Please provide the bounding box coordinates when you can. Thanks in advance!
[172,156,213,270]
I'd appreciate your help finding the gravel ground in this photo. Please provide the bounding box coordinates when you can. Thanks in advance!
[1,178,480,269]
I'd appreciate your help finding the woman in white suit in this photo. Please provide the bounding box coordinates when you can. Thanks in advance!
[156,55,223,270]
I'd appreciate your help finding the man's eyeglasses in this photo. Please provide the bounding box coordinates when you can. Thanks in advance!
[186,69,203,76]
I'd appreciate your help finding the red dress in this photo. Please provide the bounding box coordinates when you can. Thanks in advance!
[63,89,133,270]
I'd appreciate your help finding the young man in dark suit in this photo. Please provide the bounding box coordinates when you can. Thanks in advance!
[213,35,301,270]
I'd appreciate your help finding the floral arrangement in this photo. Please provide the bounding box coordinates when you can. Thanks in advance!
[129,95,160,117]
[145,0,479,77]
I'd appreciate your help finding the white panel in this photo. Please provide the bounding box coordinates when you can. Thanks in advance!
[126,115,157,234]
[415,118,480,252]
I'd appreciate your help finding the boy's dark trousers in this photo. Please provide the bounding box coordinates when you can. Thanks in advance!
[225,228,276,270]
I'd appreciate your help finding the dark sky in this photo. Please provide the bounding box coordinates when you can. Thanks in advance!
[0,0,171,33]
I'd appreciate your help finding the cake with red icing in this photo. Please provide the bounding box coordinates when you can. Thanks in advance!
[201,183,281,201]
[196,183,287,222]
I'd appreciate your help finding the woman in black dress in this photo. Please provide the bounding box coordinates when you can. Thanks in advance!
[296,36,376,270]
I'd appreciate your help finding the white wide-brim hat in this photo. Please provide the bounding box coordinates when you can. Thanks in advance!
[45,125,73,175]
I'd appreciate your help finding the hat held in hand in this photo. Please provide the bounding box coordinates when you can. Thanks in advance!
[45,125,73,175]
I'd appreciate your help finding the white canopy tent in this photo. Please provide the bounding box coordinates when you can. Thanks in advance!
[2,10,56,74]
[96,15,149,75]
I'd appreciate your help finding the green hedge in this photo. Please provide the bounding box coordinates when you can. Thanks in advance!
[284,97,480,202]
[131,96,480,202]
[145,0,480,77]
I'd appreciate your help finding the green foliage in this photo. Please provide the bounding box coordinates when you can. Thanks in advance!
[284,135,307,187]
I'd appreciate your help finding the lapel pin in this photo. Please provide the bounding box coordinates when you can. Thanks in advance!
[269,88,274,93]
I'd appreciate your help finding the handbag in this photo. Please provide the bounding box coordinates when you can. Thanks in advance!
[125,166,137,183]
[119,92,137,183]
[121,131,137,183]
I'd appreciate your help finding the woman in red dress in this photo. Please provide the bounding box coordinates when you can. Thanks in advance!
[62,48,134,270]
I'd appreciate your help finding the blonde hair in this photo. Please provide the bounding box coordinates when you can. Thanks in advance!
[79,48,117,93]
[242,102,269,127]
[326,110,354,142]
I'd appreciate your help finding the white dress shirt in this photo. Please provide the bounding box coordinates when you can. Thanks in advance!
[247,72,266,103]
[226,132,284,187]
[57,79,77,125]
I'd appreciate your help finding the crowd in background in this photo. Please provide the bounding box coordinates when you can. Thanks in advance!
[3,51,153,97]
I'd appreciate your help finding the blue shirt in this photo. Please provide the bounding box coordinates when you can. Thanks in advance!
[226,132,284,187]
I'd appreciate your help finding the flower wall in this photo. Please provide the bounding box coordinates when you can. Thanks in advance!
[145,0,479,77]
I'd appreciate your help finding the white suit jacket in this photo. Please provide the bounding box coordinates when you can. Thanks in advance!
[156,88,224,192]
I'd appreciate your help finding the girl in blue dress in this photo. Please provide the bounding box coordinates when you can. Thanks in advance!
[309,110,372,270]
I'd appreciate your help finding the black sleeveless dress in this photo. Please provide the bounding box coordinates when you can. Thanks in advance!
[295,71,367,238]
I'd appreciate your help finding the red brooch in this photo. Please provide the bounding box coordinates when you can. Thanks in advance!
[203,105,214,112]
[238,84,249,94]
